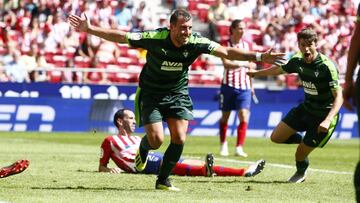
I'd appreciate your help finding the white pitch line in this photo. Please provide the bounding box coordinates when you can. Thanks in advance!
[217,157,353,175]
[183,156,353,175]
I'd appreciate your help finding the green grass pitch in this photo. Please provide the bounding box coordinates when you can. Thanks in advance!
[0,132,358,203]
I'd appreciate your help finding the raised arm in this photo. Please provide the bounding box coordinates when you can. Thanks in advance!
[68,13,128,44]
[247,66,285,78]
[213,46,286,66]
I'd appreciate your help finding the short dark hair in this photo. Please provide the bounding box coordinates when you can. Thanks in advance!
[170,9,192,25]
[229,19,242,34]
[297,28,318,43]
[113,108,131,128]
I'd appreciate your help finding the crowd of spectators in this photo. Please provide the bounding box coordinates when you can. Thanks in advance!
[0,0,358,88]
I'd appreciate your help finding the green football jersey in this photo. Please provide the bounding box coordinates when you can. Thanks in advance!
[281,52,341,117]
[125,28,220,94]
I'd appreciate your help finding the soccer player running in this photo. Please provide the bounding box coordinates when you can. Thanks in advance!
[342,3,360,201]
[219,19,256,157]
[99,108,265,179]
[69,9,285,191]
[248,28,343,183]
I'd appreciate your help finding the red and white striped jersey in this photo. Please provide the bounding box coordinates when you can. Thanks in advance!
[99,134,142,173]
[222,39,252,90]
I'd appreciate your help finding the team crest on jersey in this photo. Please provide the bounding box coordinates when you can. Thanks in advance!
[183,50,189,58]
[314,70,319,77]
[299,66,303,73]
[129,33,142,40]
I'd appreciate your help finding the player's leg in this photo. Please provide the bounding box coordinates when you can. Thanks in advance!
[155,118,187,191]
[134,87,165,172]
[213,159,265,177]
[235,108,250,157]
[136,122,165,171]
[270,121,298,143]
[271,106,307,144]
[219,111,230,156]
[234,89,251,157]
[289,112,339,183]
[219,85,235,156]
[287,142,314,183]
[171,154,212,177]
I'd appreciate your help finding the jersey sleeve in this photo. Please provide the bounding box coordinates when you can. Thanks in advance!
[280,57,299,74]
[190,34,220,55]
[99,137,112,166]
[325,60,341,91]
[357,3,360,21]
[125,29,169,50]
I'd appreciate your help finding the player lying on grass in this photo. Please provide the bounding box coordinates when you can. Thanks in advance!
[0,159,29,178]
[99,108,265,177]
[247,28,343,183]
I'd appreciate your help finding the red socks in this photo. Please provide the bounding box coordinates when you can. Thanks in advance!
[171,163,246,177]
[172,163,205,176]
[213,166,245,176]
[237,121,247,146]
[219,122,228,144]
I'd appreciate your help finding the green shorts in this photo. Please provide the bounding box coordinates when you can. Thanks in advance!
[134,87,194,127]
[282,104,339,148]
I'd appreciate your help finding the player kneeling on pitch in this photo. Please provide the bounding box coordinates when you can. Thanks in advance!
[248,28,343,183]
[98,109,265,181]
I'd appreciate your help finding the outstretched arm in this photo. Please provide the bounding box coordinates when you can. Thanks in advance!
[213,46,286,66]
[68,13,128,44]
[247,66,284,78]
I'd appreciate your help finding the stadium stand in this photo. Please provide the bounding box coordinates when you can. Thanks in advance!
[0,0,358,87]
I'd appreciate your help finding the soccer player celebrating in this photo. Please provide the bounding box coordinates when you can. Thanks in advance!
[219,19,256,157]
[248,28,343,183]
[99,109,266,182]
[69,9,284,191]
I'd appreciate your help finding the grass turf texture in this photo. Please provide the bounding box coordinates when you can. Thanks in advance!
[0,132,358,203]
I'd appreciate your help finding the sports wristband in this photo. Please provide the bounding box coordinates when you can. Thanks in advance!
[256,52,262,62]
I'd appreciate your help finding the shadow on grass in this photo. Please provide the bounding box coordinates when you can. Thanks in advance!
[177,179,289,184]
[30,186,153,191]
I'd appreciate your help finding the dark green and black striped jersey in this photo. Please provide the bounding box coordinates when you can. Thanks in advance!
[281,52,341,117]
[125,28,220,94]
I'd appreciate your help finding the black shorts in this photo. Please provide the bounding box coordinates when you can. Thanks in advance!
[134,87,194,127]
[282,104,339,148]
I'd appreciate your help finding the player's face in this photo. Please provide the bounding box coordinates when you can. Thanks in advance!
[170,18,192,47]
[122,110,136,134]
[298,38,317,63]
[232,22,245,38]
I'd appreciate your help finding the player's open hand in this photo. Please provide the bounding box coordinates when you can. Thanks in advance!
[68,13,89,32]
[261,48,287,66]
[109,167,123,174]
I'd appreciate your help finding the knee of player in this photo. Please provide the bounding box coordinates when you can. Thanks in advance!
[149,136,164,149]
[171,136,186,145]
[270,133,282,143]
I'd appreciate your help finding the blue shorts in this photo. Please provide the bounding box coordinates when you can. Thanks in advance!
[142,152,184,174]
[219,84,251,111]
